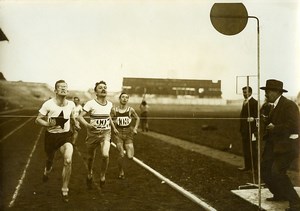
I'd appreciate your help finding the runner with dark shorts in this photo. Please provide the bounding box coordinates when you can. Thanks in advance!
[35,80,80,203]
[111,92,140,179]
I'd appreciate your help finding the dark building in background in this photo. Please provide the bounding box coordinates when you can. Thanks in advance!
[122,77,222,98]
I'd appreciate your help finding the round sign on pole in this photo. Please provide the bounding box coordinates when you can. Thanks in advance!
[210,3,248,36]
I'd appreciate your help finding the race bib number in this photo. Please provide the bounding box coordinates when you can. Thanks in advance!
[116,116,131,127]
[91,118,110,130]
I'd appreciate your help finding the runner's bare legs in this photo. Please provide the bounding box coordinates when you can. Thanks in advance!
[100,140,110,184]
[60,142,73,196]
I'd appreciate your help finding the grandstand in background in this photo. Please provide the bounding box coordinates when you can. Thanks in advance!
[121,77,225,105]
[122,77,222,98]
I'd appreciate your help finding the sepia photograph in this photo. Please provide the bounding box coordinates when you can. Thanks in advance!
[0,0,299,210]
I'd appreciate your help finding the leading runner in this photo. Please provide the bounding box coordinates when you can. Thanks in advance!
[35,79,80,203]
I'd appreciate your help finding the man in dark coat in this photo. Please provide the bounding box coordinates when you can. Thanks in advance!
[239,86,258,171]
[260,79,300,211]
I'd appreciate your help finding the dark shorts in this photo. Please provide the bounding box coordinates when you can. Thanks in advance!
[113,127,134,145]
[44,130,73,155]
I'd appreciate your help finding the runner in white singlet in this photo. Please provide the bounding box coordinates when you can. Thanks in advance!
[77,81,117,189]
[71,96,82,145]
[35,80,80,203]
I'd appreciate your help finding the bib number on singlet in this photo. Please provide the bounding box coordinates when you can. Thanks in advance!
[116,116,131,127]
[91,118,110,129]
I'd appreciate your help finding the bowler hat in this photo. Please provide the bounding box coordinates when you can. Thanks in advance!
[260,79,288,92]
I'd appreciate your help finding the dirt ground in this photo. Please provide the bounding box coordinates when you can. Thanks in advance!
[1,113,202,210]
[1,109,299,211]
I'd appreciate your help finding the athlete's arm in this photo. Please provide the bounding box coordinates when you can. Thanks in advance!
[109,107,119,134]
[35,112,56,127]
[77,110,92,129]
[110,107,116,122]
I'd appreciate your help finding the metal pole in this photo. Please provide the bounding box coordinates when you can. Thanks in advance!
[246,76,256,185]
[249,15,261,210]
[210,7,262,208]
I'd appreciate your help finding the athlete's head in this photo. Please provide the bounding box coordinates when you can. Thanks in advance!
[54,80,68,96]
[141,100,147,105]
[94,81,107,97]
[119,92,129,105]
[73,97,80,105]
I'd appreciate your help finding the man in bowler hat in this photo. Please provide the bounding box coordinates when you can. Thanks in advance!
[260,79,300,211]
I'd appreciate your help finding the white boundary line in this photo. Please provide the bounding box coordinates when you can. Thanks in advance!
[8,128,43,208]
[110,142,217,211]
[0,117,34,143]
[0,118,15,127]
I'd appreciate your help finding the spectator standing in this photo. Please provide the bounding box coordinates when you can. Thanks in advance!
[139,100,149,132]
[260,79,300,211]
[239,86,258,171]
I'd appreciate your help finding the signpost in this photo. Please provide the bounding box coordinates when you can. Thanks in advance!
[210,3,262,209]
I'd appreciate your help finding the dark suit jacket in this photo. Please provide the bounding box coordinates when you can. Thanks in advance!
[240,97,258,135]
[264,96,300,154]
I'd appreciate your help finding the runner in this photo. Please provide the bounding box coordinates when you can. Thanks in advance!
[35,80,80,203]
[71,96,82,145]
[111,92,140,179]
[77,81,117,189]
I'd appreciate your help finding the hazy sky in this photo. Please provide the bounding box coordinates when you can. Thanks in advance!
[0,0,299,99]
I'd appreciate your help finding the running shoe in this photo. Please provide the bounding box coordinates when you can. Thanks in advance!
[42,167,52,182]
[86,176,93,189]
[100,179,105,188]
[42,174,49,182]
[61,192,69,203]
[118,174,125,180]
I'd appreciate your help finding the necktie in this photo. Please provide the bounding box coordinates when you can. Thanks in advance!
[269,103,275,114]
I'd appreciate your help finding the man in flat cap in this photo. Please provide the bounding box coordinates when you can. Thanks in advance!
[260,79,300,211]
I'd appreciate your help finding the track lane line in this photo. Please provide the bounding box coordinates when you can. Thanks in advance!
[76,142,216,210]
[110,142,217,211]
[0,118,15,127]
[8,128,43,208]
[0,117,34,143]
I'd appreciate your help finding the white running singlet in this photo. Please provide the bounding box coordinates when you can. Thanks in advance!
[39,98,75,133]
[83,99,113,132]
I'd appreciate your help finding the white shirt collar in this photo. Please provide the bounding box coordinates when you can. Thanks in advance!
[273,96,281,108]
[244,96,252,103]
[247,96,253,101]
